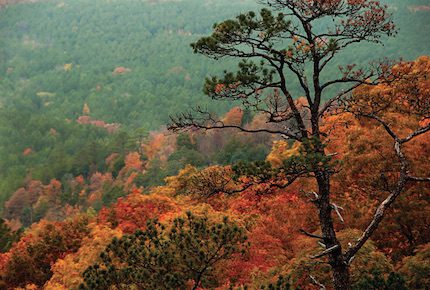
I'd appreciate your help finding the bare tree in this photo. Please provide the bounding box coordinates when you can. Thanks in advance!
[168,1,429,289]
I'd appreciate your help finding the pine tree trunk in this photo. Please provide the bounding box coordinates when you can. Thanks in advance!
[332,263,351,290]
[316,172,351,290]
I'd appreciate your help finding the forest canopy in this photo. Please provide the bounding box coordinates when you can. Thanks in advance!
[0,0,429,289]
[0,0,429,206]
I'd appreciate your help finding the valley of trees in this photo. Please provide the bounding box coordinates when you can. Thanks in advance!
[0,0,429,289]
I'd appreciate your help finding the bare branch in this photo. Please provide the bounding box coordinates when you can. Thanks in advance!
[331,203,345,223]
[311,245,340,259]
[310,275,326,290]
[401,124,430,143]
[321,77,373,91]
[318,82,363,118]
[300,229,323,240]
[344,139,408,261]
[346,255,355,266]
[168,108,301,141]
[407,176,430,183]
[355,113,399,141]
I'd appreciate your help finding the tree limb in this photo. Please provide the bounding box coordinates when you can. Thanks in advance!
[311,245,340,259]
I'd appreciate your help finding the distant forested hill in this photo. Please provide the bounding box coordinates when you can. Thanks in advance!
[0,0,429,207]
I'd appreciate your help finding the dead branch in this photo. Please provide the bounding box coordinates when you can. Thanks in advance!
[311,245,340,259]
[331,203,345,223]
[310,275,327,290]
[300,229,323,240]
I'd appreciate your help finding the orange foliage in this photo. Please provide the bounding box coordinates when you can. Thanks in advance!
[267,140,301,168]
[76,115,120,133]
[112,66,131,75]
[124,152,143,171]
[75,175,85,186]
[0,252,11,275]
[98,189,179,233]
[222,107,243,126]
[22,147,33,156]
[1,216,90,288]
[142,131,176,164]
[322,60,430,256]
[2,58,429,289]
[45,179,62,198]
[219,187,317,285]
[45,224,122,290]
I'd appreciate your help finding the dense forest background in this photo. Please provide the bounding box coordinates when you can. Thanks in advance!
[0,0,429,208]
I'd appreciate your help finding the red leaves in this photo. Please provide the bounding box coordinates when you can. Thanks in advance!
[112,66,131,75]
[214,83,226,94]
[22,147,33,156]
[76,115,120,133]
[124,152,143,171]
[213,82,240,95]
[222,107,244,126]
[98,190,179,233]
[0,216,90,288]
[349,57,430,127]
[142,131,176,164]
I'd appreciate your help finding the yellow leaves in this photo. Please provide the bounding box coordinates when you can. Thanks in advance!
[36,91,56,98]
[17,284,38,290]
[222,106,243,126]
[82,103,90,115]
[63,63,73,71]
[45,223,122,290]
[44,282,67,290]
[267,140,301,168]
[164,164,198,193]
[351,56,430,123]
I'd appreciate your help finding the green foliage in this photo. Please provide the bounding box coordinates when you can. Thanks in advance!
[233,160,278,182]
[259,275,291,290]
[284,229,397,289]
[215,138,269,165]
[0,0,429,211]
[0,218,20,253]
[232,137,335,187]
[80,212,247,289]
[0,0,250,209]
[101,184,125,209]
[400,243,430,289]
[353,271,408,290]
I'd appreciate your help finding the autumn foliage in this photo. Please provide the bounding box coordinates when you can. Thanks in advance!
[0,57,429,289]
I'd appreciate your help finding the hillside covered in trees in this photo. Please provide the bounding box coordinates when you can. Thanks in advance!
[1,0,430,206]
[0,0,430,289]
